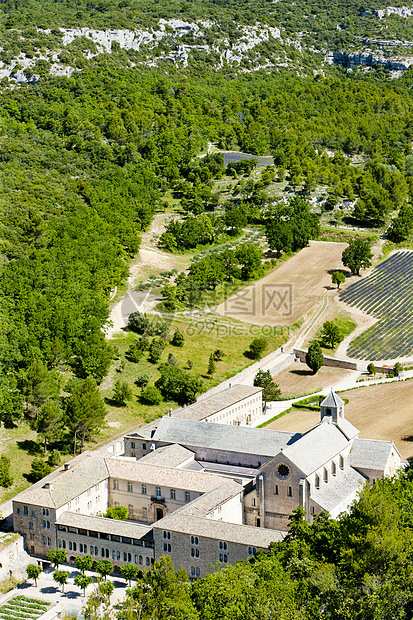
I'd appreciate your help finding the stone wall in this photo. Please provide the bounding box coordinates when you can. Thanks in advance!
[293,349,358,370]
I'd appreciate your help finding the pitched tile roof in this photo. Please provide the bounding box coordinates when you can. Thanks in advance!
[152,417,300,457]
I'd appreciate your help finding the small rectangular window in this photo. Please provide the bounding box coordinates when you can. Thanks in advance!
[185,492,190,503]
[141,484,147,495]
[131,442,135,449]
[156,486,161,498]
[23,506,28,516]
[190,548,199,558]
[190,536,198,545]
[113,479,119,490]
[128,482,133,493]
[142,507,147,518]
[16,507,20,515]
[274,484,278,496]
[170,489,176,500]
[287,487,292,497]
[142,443,147,450]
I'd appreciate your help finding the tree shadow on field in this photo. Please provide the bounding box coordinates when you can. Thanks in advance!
[402,435,413,442]
[326,268,351,277]
[289,369,314,377]
[17,439,42,455]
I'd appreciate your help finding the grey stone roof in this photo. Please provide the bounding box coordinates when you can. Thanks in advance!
[350,438,396,471]
[58,512,152,539]
[153,512,283,547]
[13,453,110,509]
[172,384,263,422]
[282,421,349,475]
[182,480,244,518]
[152,417,299,457]
[310,467,365,513]
[138,444,195,468]
[336,418,359,441]
[320,390,344,409]
[106,457,225,492]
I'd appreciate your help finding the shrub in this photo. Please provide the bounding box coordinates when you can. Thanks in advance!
[140,386,163,405]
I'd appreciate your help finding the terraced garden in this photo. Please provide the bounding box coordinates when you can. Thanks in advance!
[0,596,50,620]
[340,250,413,360]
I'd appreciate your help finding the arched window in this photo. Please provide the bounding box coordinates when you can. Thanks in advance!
[332,461,337,476]
[274,484,279,496]
[324,467,328,483]
[315,474,320,490]
[287,486,292,497]
[339,454,344,470]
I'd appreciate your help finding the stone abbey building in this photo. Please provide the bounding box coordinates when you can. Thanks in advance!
[13,387,401,579]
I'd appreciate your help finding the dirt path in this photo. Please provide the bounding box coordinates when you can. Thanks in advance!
[104,214,190,339]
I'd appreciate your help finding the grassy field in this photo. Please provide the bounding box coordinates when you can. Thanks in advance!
[0,313,287,505]
[267,379,413,460]
[100,313,288,434]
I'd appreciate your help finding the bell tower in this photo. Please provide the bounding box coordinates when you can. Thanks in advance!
[320,390,345,424]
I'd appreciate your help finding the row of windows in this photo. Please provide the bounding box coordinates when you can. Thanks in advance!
[28,520,51,529]
[42,536,51,546]
[58,540,153,566]
[190,566,201,577]
[274,486,293,497]
[315,457,344,489]
[114,481,190,502]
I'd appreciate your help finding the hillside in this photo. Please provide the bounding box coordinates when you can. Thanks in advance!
[1,0,413,79]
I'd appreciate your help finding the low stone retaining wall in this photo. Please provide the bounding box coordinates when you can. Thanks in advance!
[293,349,358,371]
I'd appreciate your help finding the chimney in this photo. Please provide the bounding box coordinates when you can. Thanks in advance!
[64,463,71,471]
[43,482,53,489]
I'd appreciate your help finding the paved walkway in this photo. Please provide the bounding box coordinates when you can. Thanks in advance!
[0,565,129,618]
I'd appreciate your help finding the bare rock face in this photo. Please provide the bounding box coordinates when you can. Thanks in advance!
[375,6,413,19]
[325,50,413,71]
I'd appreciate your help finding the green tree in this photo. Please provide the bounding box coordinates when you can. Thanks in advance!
[207,354,216,376]
[53,569,70,592]
[66,375,107,454]
[253,370,281,402]
[320,320,343,349]
[28,458,52,483]
[247,337,268,360]
[26,564,42,586]
[117,556,198,620]
[235,244,264,280]
[393,362,402,376]
[141,385,163,405]
[95,560,113,581]
[155,365,203,405]
[342,239,373,276]
[112,379,132,406]
[331,271,346,289]
[367,362,376,375]
[24,361,60,412]
[84,579,114,620]
[120,564,139,587]
[306,341,324,374]
[47,549,67,569]
[171,330,185,347]
[36,400,65,453]
[75,573,93,596]
[0,455,13,488]
[47,449,61,467]
[128,311,149,334]
[104,506,128,520]
[126,340,144,363]
[75,322,113,383]
[75,555,94,574]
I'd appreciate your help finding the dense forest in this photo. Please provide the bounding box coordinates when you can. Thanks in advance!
[80,467,413,619]
[2,48,413,423]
